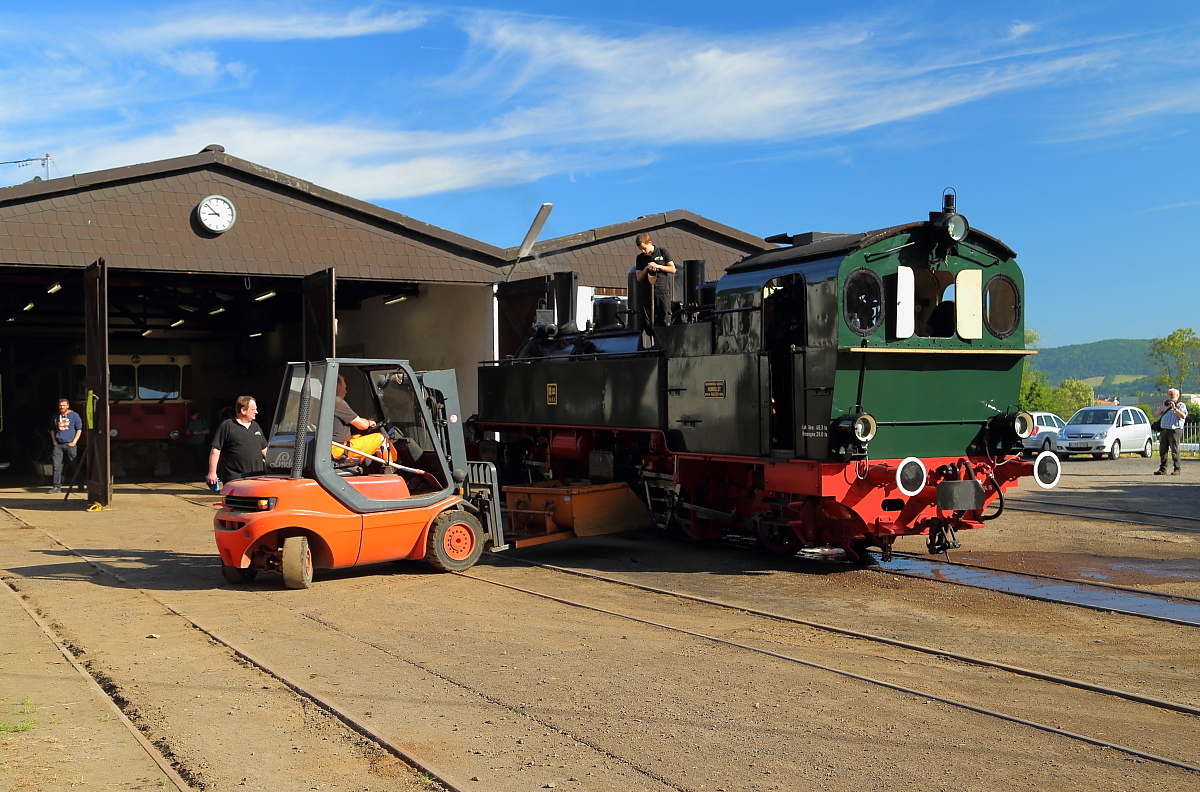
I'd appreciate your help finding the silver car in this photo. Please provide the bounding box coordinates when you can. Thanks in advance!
[1022,411,1066,454]
[1057,406,1156,460]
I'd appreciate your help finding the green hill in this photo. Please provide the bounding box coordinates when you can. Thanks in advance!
[1029,339,1155,392]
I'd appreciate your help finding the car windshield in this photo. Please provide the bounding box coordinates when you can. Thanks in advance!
[1068,409,1117,426]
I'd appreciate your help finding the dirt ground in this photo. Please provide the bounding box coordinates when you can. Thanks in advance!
[1,457,1197,791]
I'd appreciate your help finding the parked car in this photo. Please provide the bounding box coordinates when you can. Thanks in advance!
[1057,406,1155,460]
[1022,411,1066,454]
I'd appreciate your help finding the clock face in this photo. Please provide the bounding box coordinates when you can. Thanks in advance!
[197,195,236,233]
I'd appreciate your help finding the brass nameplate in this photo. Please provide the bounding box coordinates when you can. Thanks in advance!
[704,381,726,398]
[546,383,558,405]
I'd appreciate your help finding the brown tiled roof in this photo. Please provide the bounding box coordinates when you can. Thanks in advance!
[0,146,505,284]
[501,210,774,289]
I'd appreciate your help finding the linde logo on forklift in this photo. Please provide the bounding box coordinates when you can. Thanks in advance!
[213,359,509,590]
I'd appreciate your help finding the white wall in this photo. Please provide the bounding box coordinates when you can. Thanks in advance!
[336,283,494,416]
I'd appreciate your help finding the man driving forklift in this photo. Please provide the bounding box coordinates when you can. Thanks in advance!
[331,374,395,468]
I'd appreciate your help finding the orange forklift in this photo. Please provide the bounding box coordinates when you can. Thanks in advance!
[213,359,509,588]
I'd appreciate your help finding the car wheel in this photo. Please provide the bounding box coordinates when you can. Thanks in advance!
[281,535,313,589]
[426,510,484,572]
[221,564,257,584]
[1142,437,1154,458]
[1108,440,1121,460]
[1042,438,1053,452]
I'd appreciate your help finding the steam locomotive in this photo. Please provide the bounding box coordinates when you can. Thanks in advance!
[475,195,1060,560]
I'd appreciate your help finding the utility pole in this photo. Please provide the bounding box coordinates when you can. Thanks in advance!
[1,153,52,181]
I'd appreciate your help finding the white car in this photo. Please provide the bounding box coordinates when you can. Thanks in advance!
[1022,411,1066,454]
[1057,406,1155,460]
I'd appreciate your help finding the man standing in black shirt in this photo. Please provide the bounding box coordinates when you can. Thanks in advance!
[206,396,267,487]
[634,232,676,327]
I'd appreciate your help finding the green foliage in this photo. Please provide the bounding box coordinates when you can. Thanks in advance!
[1147,328,1200,392]
[1048,379,1095,419]
[0,718,34,733]
[1132,404,1152,421]
[1020,364,1053,412]
[1034,339,1152,385]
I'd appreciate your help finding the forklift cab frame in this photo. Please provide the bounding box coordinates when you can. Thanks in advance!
[267,359,466,511]
[214,359,506,589]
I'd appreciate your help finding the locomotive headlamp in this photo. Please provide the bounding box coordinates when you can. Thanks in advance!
[1011,411,1035,439]
[168,429,181,440]
[835,412,877,444]
[932,189,969,242]
[945,213,969,242]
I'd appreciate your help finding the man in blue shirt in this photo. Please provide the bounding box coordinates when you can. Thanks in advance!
[49,398,82,493]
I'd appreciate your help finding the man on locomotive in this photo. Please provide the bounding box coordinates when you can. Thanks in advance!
[634,232,677,326]
[331,374,393,467]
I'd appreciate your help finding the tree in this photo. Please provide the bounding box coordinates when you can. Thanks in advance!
[1019,328,1054,411]
[1020,366,1054,412]
[1049,379,1095,419]
[1148,328,1200,393]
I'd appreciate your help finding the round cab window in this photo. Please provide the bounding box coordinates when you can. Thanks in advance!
[983,274,1020,339]
[843,268,884,337]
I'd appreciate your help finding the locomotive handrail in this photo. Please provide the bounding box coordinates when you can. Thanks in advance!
[873,419,991,426]
[711,306,758,314]
[840,347,1036,355]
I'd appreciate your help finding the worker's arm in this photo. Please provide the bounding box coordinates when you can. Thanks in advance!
[206,447,221,485]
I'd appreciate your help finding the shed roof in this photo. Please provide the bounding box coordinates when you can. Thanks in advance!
[0,145,505,284]
[501,210,774,289]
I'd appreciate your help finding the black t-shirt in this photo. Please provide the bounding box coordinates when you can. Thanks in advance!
[635,245,674,319]
[332,397,358,446]
[211,419,268,480]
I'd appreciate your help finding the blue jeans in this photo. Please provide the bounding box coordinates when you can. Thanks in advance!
[51,443,78,487]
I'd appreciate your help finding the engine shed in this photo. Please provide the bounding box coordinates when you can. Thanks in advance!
[0,145,771,480]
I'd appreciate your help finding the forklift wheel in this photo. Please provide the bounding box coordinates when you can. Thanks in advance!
[221,564,258,584]
[426,511,484,572]
[282,536,314,589]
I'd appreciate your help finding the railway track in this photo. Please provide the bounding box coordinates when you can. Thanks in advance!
[1005,497,1200,533]
[458,558,1200,774]
[0,507,471,792]
[877,553,1200,627]
[6,495,1200,788]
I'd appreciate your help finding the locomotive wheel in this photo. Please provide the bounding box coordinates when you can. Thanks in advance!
[281,535,314,589]
[1142,437,1155,458]
[849,539,880,566]
[1108,440,1121,460]
[221,564,257,584]
[426,511,484,572]
[683,516,725,541]
[757,523,800,554]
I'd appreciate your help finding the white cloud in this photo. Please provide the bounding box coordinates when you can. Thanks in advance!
[1008,21,1035,40]
[117,7,427,49]
[4,7,1197,199]
[450,16,1112,147]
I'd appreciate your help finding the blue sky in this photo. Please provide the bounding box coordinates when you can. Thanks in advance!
[1,1,1198,347]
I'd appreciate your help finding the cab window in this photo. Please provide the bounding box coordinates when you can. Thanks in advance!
[914,270,955,337]
[109,365,136,401]
[137,365,181,400]
[983,275,1021,339]
[843,268,883,337]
